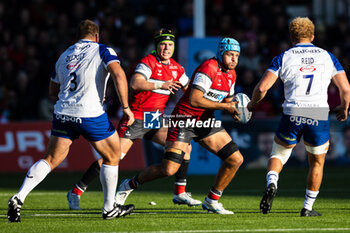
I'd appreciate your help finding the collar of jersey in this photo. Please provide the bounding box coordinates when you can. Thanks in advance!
[294,43,315,47]
[154,53,170,65]
[79,39,96,43]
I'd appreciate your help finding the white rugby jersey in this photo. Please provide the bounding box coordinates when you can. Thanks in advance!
[51,39,119,117]
[267,43,345,120]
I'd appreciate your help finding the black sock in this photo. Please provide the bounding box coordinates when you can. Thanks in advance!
[175,159,189,185]
[79,160,101,190]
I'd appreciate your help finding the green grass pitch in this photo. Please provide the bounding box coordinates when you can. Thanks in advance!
[0,168,349,232]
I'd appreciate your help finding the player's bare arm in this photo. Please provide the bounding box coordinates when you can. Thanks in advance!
[247,71,278,111]
[332,72,350,121]
[108,62,134,126]
[189,88,239,118]
[131,73,182,94]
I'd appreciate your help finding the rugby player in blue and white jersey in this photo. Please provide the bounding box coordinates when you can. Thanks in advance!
[7,20,135,222]
[248,17,350,217]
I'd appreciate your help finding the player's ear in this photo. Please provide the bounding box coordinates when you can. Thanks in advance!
[310,35,315,43]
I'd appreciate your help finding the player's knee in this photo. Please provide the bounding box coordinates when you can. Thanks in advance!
[270,141,293,165]
[102,153,119,165]
[225,152,244,168]
[43,154,63,169]
[217,141,239,161]
[184,145,192,160]
[160,164,179,177]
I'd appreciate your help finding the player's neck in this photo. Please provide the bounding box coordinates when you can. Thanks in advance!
[156,54,170,65]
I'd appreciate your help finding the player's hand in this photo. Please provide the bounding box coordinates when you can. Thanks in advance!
[334,105,348,121]
[162,81,182,94]
[225,101,240,121]
[123,107,135,126]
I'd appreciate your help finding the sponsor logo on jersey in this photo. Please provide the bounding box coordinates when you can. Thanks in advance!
[66,63,81,70]
[207,91,224,101]
[143,110,161,129]
[292,48,321,54]
[76,44,90,50]
[300,65,316,72]
[289,116,319,126]
[66,53,85,62]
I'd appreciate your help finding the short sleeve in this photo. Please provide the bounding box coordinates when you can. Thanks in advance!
[328,52,345,77]
[192,72,212,94]
[178,72,190,87]
[99,44,120,68]
[267,52,284,77]
[134,63,152,80]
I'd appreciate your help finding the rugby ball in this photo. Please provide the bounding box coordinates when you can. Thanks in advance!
[233,93,252,124]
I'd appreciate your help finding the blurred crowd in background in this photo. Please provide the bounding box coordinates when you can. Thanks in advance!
[1,0,350,167]
[2,0,350,122]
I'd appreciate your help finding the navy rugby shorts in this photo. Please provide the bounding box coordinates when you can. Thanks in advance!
[275,114,329,146]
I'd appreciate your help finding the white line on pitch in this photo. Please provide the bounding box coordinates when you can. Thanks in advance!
[92,228,350,233]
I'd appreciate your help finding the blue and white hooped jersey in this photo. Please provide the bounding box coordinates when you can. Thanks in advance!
[268,43,345,120]
[51,39,119,117]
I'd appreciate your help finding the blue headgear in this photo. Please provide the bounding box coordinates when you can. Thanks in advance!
[216,38,240,63]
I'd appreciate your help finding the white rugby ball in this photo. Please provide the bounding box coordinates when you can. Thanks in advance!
[233,93,252,124]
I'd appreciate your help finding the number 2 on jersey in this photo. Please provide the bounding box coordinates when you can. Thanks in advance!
[69,72,77,92]
[303,74,314,95]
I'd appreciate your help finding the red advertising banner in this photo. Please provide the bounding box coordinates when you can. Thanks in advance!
[0,122,146,172]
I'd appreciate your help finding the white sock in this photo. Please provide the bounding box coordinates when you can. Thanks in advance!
[100,164,118,212]
[205,197,218,204]
[17,159,51,203]
[303,189,319,210]
[266,171,279,188]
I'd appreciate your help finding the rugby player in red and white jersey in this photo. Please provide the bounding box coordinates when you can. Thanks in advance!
[115,38,245,214]
[67,29,201,210]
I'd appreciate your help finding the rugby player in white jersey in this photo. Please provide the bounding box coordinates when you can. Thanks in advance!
[248,17,350,216]
[67,28,201,210]
[7,20,135,222]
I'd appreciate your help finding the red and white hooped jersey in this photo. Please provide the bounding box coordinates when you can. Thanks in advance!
[173,58,236,120]
[130,53,189,119]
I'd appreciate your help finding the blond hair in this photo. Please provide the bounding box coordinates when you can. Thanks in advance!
[289,17,314,43]
[77,19,99,39]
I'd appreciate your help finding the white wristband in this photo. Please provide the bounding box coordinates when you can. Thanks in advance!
[154,83,163,89]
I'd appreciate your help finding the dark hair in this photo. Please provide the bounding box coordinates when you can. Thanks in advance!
[77,20,99,39]
[154,28,175,38]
